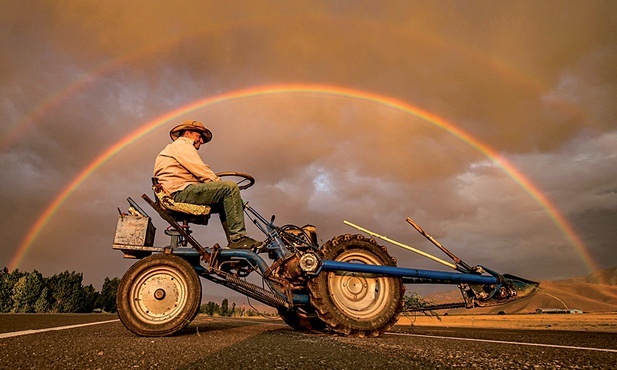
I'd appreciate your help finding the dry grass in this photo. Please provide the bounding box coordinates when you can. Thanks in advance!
[396,312,617,333]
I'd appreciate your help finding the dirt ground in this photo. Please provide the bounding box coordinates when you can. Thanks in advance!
[395,312,617,333]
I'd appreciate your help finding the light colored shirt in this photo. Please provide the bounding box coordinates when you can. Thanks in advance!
[153,137,220,193]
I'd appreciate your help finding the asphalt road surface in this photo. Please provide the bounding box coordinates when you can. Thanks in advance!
[1,314,616,369]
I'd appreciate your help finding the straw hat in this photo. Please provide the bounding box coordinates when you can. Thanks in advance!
[169,120,212,143]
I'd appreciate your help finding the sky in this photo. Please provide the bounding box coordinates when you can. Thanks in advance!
[1,1,616,295]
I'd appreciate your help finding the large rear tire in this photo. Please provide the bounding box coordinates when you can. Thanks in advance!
[117,254,202,336]
[278,305,327,332]
[308,234,404,337]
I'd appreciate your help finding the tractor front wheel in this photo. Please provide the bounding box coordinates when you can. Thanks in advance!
[117,254,202,336]
[308,234,404,337]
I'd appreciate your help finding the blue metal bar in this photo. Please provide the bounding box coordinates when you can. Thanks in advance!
[218,249,271,273]
[321,260,499,285]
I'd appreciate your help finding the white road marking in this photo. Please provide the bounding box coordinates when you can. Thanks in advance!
[385,332,617,353]
[0,319,120,339]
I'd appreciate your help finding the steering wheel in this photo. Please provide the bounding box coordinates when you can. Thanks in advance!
[216,171,255,190]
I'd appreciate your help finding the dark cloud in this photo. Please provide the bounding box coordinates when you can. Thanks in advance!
[1,1,616,293]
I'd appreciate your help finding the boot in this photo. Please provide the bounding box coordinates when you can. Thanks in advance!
[227,236,263,250]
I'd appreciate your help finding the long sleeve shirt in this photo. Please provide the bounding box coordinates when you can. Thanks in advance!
[153,137,220,193]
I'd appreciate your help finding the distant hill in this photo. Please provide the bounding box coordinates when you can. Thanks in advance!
[558,266,617,285]
[428,266,617,314]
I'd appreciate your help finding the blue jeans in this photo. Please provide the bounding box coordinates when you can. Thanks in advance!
[171,180,246,240]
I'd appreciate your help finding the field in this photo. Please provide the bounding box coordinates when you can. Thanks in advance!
[396,312,617,333]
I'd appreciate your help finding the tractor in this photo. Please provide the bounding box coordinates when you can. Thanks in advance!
[112,172,538,337]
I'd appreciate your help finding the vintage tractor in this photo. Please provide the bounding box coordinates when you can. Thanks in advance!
[112,172,538,337]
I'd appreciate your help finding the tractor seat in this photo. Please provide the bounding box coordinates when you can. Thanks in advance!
[151,178,211,225]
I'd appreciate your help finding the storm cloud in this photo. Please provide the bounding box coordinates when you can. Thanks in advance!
[1,1,616,292]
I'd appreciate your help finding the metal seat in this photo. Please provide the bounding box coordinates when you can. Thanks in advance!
[151,178,210,225]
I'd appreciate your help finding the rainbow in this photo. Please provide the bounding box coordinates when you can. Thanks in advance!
[7,83,598,276]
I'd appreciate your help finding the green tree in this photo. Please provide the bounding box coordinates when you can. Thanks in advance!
[12,270,44,313]
[220,298,229,316]
[47,271,87,313]
[199,301,220,316]
[1,268,25,313]
[96,277,120,313]
[34,286,51,313]
[2,268,122,314]
[83,284,99,313]
[0,268,7,312]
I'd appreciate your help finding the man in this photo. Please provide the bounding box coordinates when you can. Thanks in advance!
[153,120,261,249]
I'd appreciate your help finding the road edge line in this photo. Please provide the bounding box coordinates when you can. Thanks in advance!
[0,319,120,339]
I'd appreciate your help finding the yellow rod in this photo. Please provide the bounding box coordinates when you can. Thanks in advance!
[343,220,457,270]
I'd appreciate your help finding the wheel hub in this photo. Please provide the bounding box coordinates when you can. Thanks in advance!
[331,272,378,311]
[342,276,367,298]
[154,288,166,300]
[131,268,187,323]
[327,251,392,320]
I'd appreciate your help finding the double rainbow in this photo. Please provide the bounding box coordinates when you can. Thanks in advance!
[7,84,597,276]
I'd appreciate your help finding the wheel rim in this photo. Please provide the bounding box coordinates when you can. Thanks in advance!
[129,266,189,324]
[327,251,392,320]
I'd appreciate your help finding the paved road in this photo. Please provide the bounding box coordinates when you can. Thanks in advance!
[1,314,616,369]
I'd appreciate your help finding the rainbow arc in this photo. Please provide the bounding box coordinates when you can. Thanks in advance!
[7,84,598,278]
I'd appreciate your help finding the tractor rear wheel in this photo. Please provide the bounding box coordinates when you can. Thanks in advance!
[117,254,202,336]
[308,234,404,337]
[278,305,327,332]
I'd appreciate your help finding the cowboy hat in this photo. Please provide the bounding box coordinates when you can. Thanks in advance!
[169,120,213,143]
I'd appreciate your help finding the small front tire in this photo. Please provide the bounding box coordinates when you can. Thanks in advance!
[117,254,202,336]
